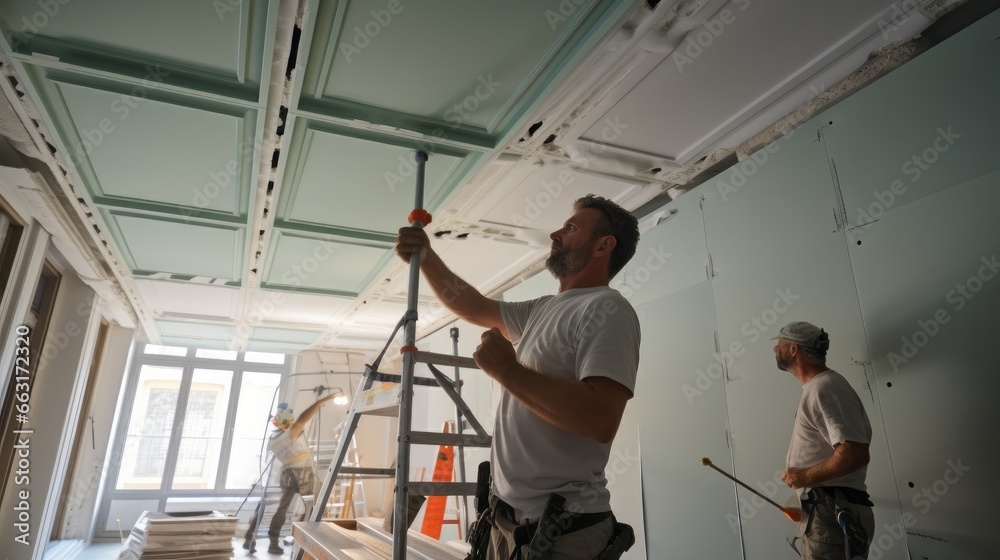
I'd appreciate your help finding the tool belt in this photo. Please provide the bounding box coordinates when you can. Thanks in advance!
[804,486,873,508]
[802,486,871,557]
[503,495,611,559]
[466,493,633,560]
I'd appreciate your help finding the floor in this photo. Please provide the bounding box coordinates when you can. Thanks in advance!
[73,537,296,559]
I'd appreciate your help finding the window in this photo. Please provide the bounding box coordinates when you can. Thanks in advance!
[101,344,290,535]
[244,350,285,364]
[195,348,238,360]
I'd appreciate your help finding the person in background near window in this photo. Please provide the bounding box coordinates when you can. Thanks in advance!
[243,394,335,554]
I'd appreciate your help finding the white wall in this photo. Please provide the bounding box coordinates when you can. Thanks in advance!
[0,267,101,560]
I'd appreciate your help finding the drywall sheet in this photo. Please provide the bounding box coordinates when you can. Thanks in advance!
[844,170,1000,558]
[634,282,741,559]
[620,190,737,558]
[700,126,904,560]
[819,12,1000,557]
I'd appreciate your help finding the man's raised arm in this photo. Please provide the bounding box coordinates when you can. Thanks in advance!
[395,226,507,337]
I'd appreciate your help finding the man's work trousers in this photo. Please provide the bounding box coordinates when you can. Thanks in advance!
[798,497,875,559]
[245,466,316,542]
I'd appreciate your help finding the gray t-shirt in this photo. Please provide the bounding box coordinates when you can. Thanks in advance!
[496,286,640,517]
[786,369,872,493]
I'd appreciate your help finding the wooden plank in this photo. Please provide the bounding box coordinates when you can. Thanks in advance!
[295,519,468,560]
[293,522,384,560]
[355,517,468,560]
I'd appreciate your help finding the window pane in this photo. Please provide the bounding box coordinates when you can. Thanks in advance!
[143,344,188,356]
[117,365,184,489]
[225,372,282,489]
[243,351,285,364]
[171,369,233,490]
[195,348,238,360]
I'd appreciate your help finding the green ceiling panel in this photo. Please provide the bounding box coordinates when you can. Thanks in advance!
[278,126,465,235]
[262,231,391,296]
[54,81,251,216]
[296,0,629,143]
[108,212,244,280]
[0,0,273,95]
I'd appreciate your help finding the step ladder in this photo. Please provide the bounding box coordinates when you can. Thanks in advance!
[296,151,491,560]
[318,429,368,520]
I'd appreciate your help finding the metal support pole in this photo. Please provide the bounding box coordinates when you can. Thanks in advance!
[392,150,428,559]
[451,326,471,534]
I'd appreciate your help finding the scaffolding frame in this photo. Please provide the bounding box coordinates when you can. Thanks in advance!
[295,151,491,560]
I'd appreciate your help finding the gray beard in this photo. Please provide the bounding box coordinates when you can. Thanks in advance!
[546,247,589,278]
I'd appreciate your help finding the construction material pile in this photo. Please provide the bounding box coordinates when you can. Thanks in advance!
[116,511,236,560]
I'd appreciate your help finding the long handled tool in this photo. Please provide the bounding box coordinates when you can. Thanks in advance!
[700,457,801,522]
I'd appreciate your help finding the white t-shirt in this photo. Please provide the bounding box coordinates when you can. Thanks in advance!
[268,429,313,470]
[786,369,872,493]
[496,286,640,518]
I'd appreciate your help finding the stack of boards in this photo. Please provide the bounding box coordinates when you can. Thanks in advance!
[117,511,237,560]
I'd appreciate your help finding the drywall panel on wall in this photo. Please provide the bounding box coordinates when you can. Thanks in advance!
[845,171,1000,559]
[821,9,1000,237]
[817,15,1000,556]
[612,190,708,307]
[701,127,905,560]
[634,283,740,560]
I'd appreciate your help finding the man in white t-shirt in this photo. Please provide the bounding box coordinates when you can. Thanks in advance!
[773,321,875,559]
[396,195,640,560]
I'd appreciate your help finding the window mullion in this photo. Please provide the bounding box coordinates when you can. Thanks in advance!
[214,367,243,490]
[160,364,194,492]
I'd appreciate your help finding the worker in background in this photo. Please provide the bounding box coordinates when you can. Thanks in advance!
[396,194,640,559]
[243,393,336,554]
[774,321,875,559]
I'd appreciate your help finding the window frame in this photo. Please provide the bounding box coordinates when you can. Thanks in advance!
[97,343,290,536]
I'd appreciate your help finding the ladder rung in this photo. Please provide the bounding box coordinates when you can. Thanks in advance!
[371,372,443,387]
[408,482,478,496]
[354,401,400,417]
[340,466,395,477]
[412,351,478,370]
[407,432,492,447]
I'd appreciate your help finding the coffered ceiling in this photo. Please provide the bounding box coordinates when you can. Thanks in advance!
[0,0,974,354]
